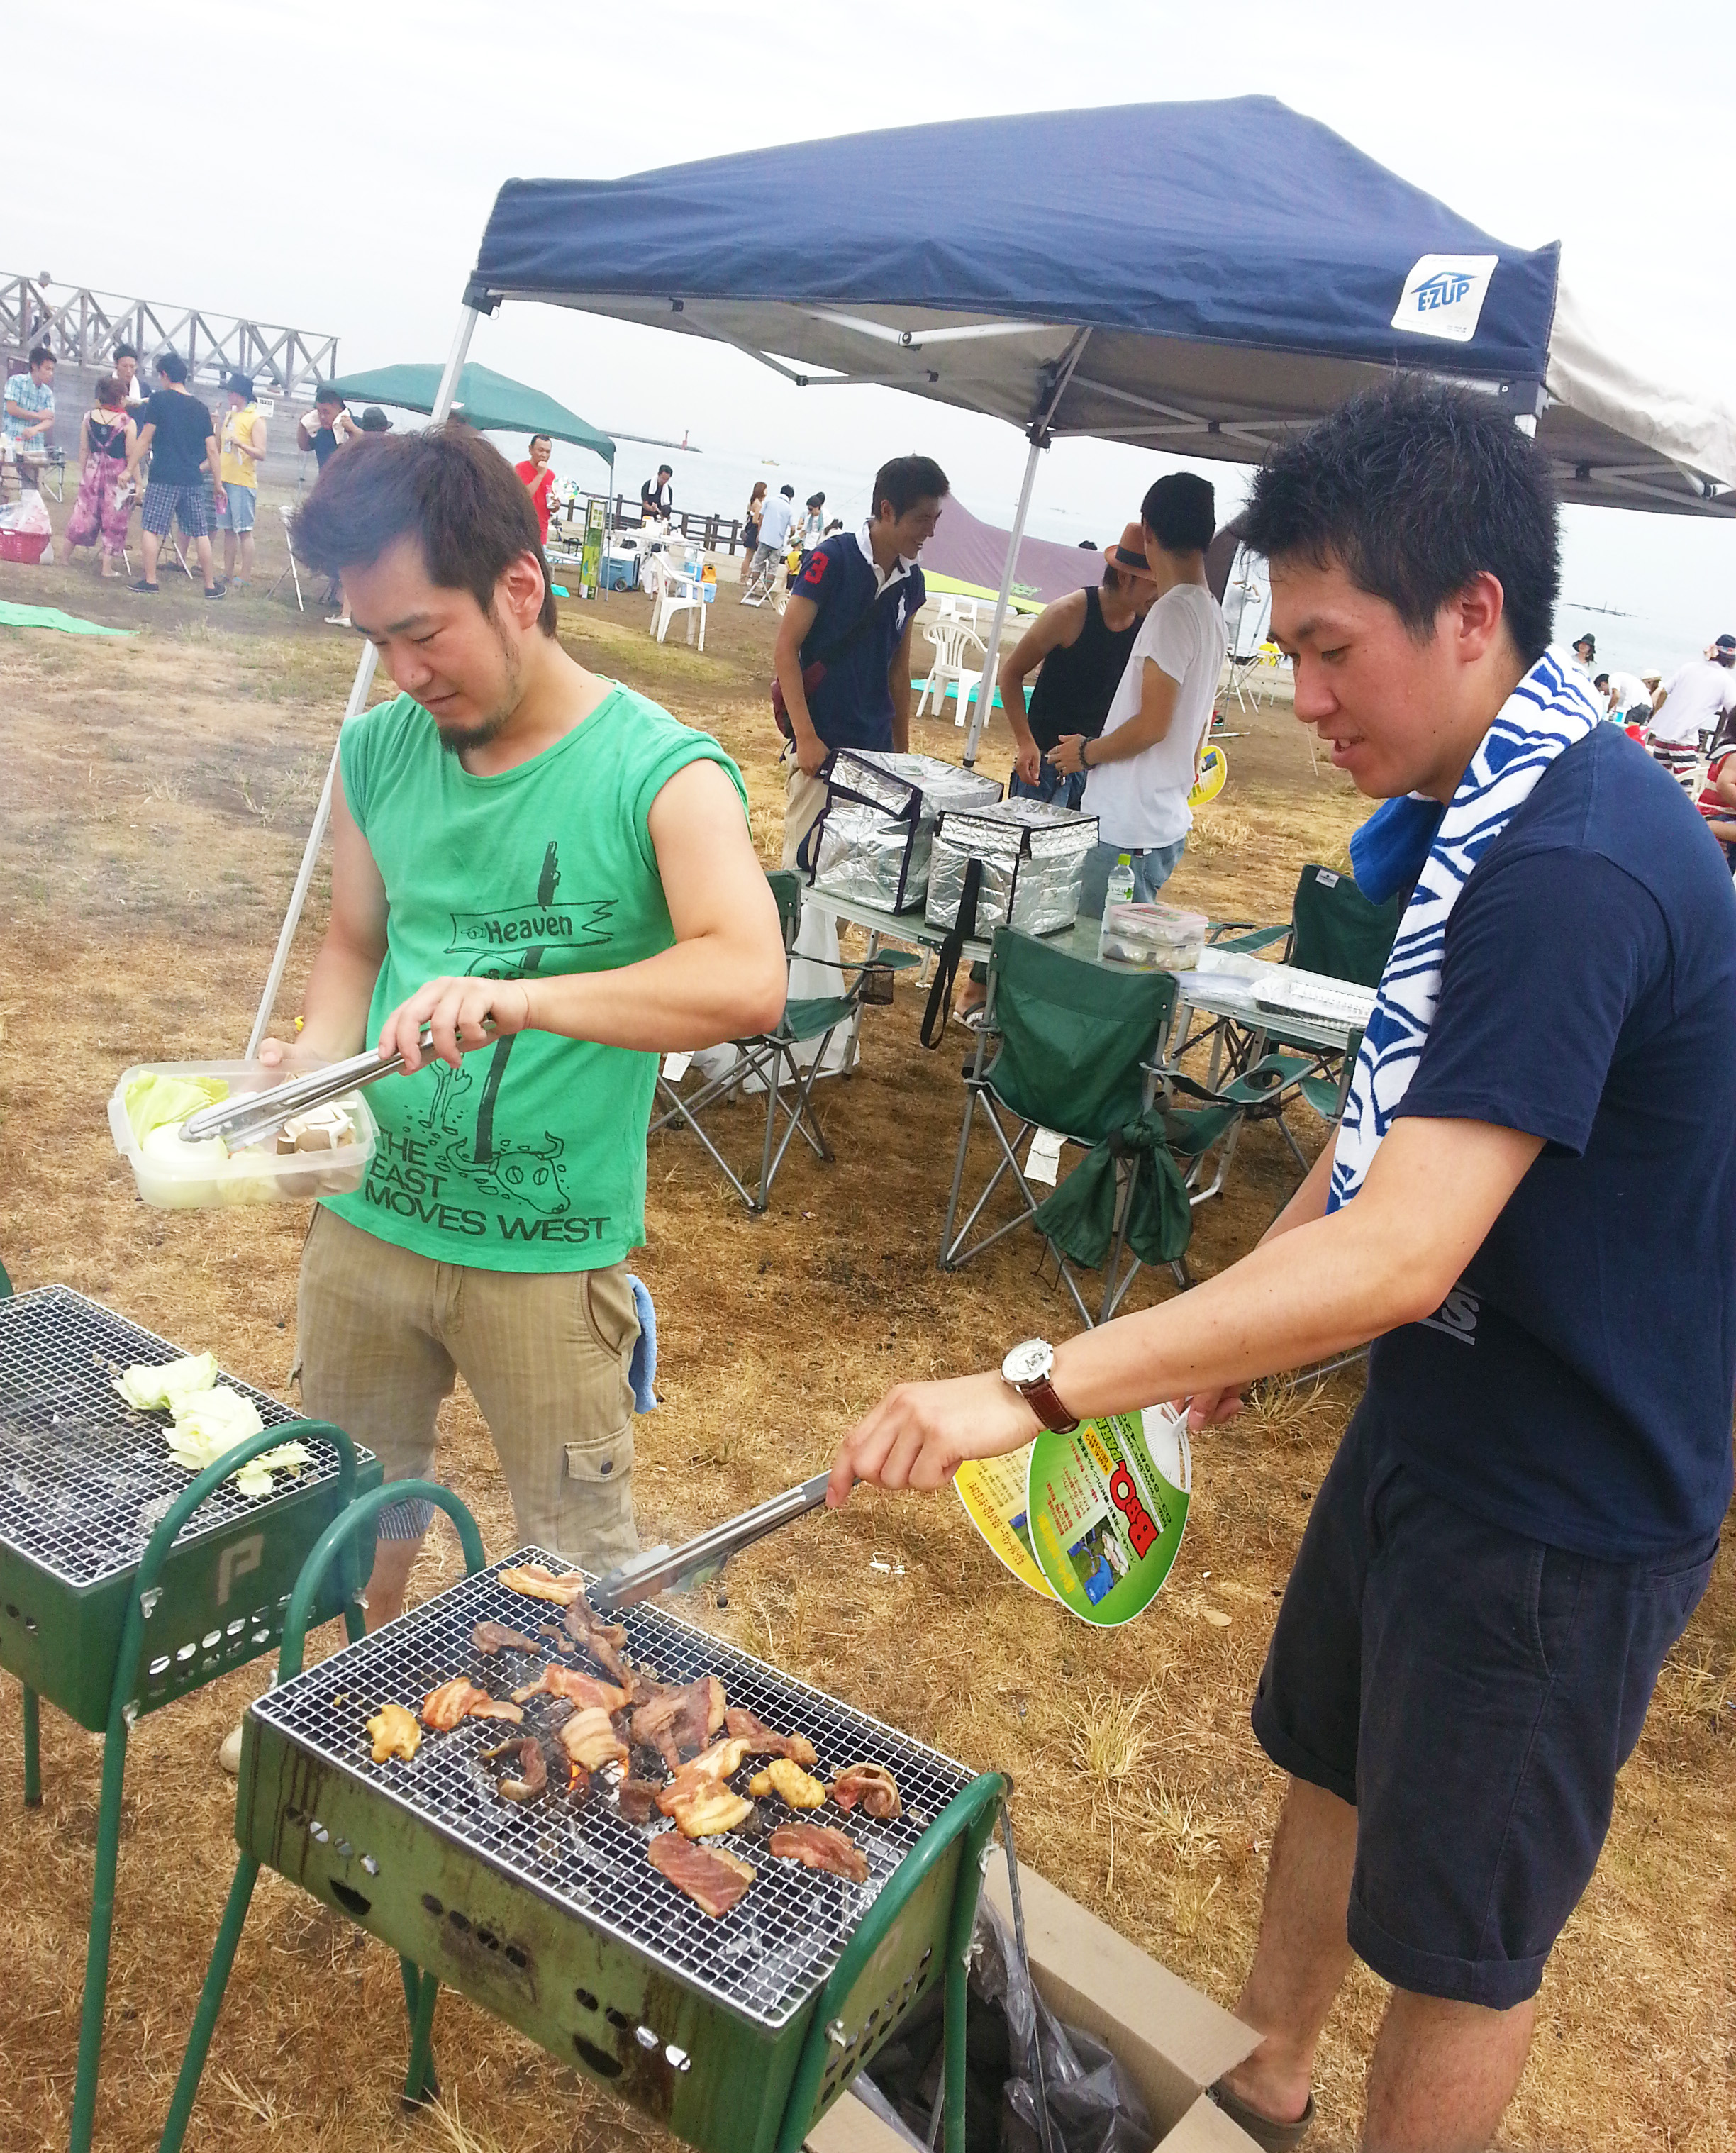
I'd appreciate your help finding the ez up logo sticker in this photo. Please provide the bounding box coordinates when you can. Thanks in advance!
[1391,255,1499,344]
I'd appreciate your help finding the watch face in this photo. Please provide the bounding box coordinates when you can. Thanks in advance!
[1002,1338,1053,1387]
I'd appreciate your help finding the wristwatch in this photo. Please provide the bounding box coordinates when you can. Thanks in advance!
[1000,1338,1079,1432]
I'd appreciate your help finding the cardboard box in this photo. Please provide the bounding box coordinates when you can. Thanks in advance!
[808,1850,1260,2153]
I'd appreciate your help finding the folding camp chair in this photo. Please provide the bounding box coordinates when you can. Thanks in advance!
[650,871,917,1212]
[266,501,306,610]
[940,929,1238,1325]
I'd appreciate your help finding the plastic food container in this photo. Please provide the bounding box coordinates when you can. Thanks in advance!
[1096,902,1209,972]
[108,1060,378,1211]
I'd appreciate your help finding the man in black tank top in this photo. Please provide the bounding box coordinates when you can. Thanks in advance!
[1001,521,1157,807]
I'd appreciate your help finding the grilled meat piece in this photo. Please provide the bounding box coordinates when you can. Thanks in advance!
[631,1675,726,1769]
[616,1779,664,1825]
[365,1703,421,1764]
[724,1707,819,1769]
[668,1784,755,1840]
[563,1593,630,1684]
[511,1664,628,1713]
[497,1562,585,1606]
[647,1832,754,1918]
[557,1706,629,1774]
[656,1736,751,1816]
[747,1757,827,1809]
[421,1677,491,1731]
[472,1620,542,1657]
[828,1763,903,1820]
[480,1735,548,1803]
[769,1822,869,1884]
[467,1698,525,1723]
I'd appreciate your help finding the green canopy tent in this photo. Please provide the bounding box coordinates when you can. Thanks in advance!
[323,360,616,467]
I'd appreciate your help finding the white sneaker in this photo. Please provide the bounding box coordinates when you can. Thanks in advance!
[218,1722,243,1776]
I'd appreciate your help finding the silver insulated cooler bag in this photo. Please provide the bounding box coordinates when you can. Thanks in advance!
[806,750,1003,913]
[924,798,1099,937]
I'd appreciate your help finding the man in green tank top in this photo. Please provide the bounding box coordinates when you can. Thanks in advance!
[266,423,786,1629]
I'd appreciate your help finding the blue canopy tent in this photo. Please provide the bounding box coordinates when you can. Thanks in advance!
[251,99,1736,1047]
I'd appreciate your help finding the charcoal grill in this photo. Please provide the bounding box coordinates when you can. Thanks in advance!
[0,1283,379,2153]
[160,1485,1006,2153]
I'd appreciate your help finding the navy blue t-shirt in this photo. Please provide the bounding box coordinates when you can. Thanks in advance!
[794,533,924,753]
[1365,724,1736,1562]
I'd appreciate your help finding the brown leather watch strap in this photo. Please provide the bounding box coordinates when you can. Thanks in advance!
[1018,1374,1079,1434]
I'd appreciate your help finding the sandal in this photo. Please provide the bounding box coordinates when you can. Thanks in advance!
[1207,2083,1315,2152]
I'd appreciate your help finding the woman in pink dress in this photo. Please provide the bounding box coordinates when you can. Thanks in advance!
[63,374,138,577]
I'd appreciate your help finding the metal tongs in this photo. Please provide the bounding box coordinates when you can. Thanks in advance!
[177,1033,445,1152]
[591,1471,838,1613]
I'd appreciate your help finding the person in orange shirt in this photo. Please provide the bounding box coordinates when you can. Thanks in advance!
[514,432,556,545]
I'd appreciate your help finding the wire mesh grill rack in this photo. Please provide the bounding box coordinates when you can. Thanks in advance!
[253,1548,975,2030]
[0,1285,332,1586]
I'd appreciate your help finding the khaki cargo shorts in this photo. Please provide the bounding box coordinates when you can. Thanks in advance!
[294,1206,640,1570]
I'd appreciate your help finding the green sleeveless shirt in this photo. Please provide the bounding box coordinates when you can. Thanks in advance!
[323,686,747,1272]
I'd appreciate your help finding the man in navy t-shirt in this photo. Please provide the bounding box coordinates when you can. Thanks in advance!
[826,382,1734,2152]
[772,453,946,868]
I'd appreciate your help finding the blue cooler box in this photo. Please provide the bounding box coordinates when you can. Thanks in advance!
[601,552,639,591]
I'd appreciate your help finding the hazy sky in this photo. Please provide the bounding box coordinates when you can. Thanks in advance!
[25,0,1736,674]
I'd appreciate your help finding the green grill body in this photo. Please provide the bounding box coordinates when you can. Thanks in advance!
[230,1552,989,2153]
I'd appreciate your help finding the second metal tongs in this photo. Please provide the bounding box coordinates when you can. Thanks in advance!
[178,1033,445,1152]
[590,1471,839,1613]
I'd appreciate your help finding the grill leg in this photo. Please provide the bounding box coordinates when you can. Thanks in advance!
[401,1962,441,2106]
[69,1711,135,2153]
[21,1683,40,1807]
[154,1854,261,2153]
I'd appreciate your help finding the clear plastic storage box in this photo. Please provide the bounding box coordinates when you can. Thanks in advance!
[1096,901,1209,972]
[108,1060,378,1211]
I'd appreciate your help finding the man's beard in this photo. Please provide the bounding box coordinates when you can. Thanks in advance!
[435,614,521,753]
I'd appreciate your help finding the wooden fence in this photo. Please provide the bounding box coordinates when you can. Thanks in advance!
[1,274,338,397]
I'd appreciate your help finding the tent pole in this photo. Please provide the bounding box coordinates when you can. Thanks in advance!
[245,304,482,1057]
[962,434,1042,768]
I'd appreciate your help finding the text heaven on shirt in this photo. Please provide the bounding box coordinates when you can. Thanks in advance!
[1366,724,1736,1562]
[323,687,747,1274]
[796,526,925,753]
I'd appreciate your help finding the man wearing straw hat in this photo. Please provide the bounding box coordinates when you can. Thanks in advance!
[830,380,1735,2153]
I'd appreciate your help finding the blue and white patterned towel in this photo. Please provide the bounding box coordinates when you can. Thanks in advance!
[1328,650,1603,1211]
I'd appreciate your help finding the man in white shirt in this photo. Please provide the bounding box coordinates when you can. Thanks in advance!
[1051,472,1228,909]
[742,483,796,603]
[1649,635,1736,745]
[1595,669,1651,721]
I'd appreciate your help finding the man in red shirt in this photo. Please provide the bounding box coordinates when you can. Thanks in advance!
[514,433,556,545]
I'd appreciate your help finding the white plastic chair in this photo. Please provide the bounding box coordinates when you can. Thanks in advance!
[916,601,986,721]
[652,556,712,651]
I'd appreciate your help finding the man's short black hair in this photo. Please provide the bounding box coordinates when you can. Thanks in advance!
[872,454,949,521]
[1237,377,1559,665]
[156,350,188,384]
[1141,472,1215,554]
[113,341,138,362]
[292,422,557,637]
[28,344,53,370]
[529,433,552,450]
[1593,672,1610,689]
[779,483,795,497]
[657,462,672,477]
[313,382,343,406]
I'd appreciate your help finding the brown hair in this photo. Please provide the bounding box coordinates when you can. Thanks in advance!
[95,376,123,408]
[292,422,556,636]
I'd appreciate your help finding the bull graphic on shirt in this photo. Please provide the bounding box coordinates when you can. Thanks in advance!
[423,1057,572,1216]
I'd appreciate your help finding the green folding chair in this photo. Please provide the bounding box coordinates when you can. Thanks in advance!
[650,869,916,1213]
[940,929,1237,1325]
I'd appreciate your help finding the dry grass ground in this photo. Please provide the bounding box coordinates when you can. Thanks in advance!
[0,504,1730,2153]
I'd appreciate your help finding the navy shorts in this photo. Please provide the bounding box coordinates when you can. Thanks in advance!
[1252,1403,1715,2009]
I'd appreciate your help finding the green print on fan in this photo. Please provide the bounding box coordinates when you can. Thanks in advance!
[1026,1406,1191,1626]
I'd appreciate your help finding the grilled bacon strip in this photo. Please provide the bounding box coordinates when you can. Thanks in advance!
[498,1563,585,1606]
[648,1833,754,1917]
[511,1664,628,1713]
[557,1706,629,1775]
[481,1735,548,1803]
[769,1822,869,1884]
[724,1706,818,1768]
[829,1763,902,1820]
[632,1676,726,1769]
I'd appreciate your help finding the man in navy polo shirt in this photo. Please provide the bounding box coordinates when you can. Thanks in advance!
[828,382,1735,2151]
[773,453,947,869]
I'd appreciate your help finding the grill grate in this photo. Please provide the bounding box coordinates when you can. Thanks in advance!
[0,1286,335,1586]
[254,1550,975,2029]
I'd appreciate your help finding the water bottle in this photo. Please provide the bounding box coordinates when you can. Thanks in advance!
[1098,852,1135,958]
